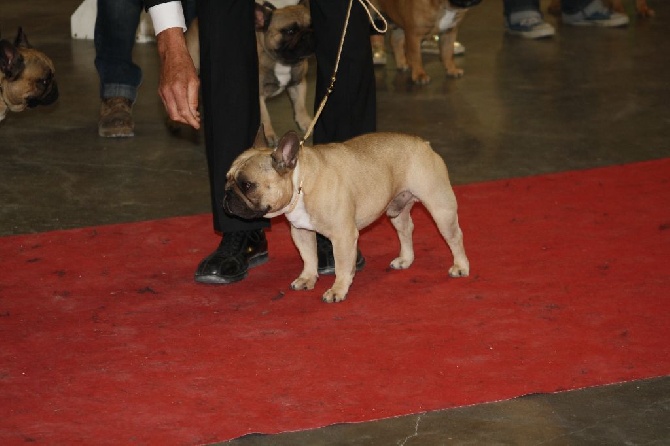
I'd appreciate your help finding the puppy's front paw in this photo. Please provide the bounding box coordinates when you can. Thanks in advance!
[390,256,413,270]
[291,274,317,291]
[412,72,431,85]
[322,288,348,303]
[265,131,279,148]
[296,114,313,134]
[446,67,464,78]
[638,6,655,17]
[448,264,469,278]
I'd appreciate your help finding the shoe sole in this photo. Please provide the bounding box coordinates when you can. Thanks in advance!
[564,18,629,27]
[194,252,269,284]
[506,28,556,39]
[99,129,135,138]
[562,12,629,27]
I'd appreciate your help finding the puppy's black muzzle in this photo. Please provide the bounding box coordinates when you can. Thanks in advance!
[223,188,268,220]
[451,0,483,8]
[27,80,58,108]
[276,29,315,65]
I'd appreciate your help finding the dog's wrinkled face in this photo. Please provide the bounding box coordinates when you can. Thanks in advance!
[0,28,58,113]
[255,2,315,65]
[223,128,301,220]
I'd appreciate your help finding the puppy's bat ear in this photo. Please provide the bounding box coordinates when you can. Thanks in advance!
[298,0,310,12]
[271,131,301,175]
[253,124,269,148]
[0,40,25,80]
[14,27,32,49]
[254,3,274,31]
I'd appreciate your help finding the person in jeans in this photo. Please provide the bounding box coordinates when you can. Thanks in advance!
[504,0,629,39]
[94,0,195,137]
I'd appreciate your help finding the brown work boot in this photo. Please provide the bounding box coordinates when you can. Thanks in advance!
[98,97,134,137]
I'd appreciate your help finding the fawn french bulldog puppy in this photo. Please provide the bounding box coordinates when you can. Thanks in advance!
[224,127,470,303]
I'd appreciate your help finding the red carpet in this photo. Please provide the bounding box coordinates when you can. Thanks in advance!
[1,159,669,445]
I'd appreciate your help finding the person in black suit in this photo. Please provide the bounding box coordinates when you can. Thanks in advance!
[145,0,375,284]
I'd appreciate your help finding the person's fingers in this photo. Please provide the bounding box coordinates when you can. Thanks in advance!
[187,78,200,122]
[158,85,183,124]
[173,83,200,128]
[159,75,200,128]
[177,76,200,128]
[155,28,200,128]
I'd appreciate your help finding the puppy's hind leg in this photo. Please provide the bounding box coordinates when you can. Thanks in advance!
[387,192,417,270]
[390,28,409,71]
[422,190,469,278]
[439,28,463,78]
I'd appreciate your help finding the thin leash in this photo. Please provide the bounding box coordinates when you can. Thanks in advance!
[300,0,387,146]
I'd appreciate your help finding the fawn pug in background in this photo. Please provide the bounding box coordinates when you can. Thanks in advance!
[0,27,58,122]
[223,127,470,303]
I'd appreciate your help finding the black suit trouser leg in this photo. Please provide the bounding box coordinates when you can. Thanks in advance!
[197,0,269,233]
[310,0,377,144]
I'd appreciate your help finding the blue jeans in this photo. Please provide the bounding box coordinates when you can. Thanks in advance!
[94,0,197,102]
[504,0,597,17]
[94,0,143,102]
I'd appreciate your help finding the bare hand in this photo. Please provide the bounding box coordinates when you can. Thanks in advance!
[156,27,200,129]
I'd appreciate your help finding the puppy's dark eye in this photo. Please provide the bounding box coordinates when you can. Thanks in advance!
[239,181,255,193]
[38,72,53,87]
[282,24,299,36]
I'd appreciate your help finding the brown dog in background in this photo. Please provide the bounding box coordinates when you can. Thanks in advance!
[547,0,655,17]
[0,28,58,122]
[371,0,481,85]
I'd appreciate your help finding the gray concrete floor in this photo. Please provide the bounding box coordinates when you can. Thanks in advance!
[2,0,669,444]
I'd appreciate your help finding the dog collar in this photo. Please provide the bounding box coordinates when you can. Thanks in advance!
[284,180,303,214]
[264,165,303,218]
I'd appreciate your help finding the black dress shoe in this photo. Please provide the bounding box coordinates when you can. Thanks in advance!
[316,233,365,275]
[194,229,268,284]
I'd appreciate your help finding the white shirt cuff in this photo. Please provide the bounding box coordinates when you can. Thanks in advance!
[148,2,187,35]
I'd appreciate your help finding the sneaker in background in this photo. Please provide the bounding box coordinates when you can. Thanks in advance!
[562,0,629,27]
[506,11,556,39]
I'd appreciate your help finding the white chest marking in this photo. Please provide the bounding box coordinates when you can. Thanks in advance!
[274,63,292,92]
[438,10,457,32]
[263,163,315,230]
[285,194,315,231]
